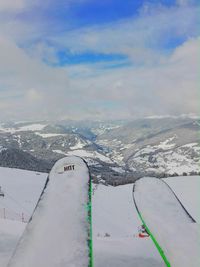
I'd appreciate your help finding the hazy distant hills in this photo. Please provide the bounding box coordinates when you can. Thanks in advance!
[97,118,199,179]
[0,117,199,184]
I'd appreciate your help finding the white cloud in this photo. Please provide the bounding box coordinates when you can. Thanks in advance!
[47,3,199,65]
[1,1,198,66]
[0,36,71,120]
[0,1,199,121]
[26,89,43,102]
[176,0,196,6]
[0,0,30,11]
[65,37,199,119]
[0,34,199,120]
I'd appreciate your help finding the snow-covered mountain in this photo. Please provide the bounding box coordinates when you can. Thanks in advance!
[97,117,200,180]
[0,121,124,183]
[0,117,199,184]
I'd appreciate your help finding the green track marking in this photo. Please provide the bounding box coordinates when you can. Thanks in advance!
[137,211,171,267]
[88,178,94,267]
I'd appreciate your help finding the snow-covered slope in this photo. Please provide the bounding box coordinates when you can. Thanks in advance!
[164,176,200,223]
[0,168,47,222]
[0,168,47,267]
[0,220,25,267]
[0,166,163,267]
[133,177,200,267]
[8,157,90,267]
[93,184,165,267]
[0,166,199,267]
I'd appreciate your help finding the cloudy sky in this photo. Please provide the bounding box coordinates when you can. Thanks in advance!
[0,0,199,121]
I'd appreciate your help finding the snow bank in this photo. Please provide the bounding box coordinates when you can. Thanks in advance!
[8,156,90,267]
[134,177,200,267]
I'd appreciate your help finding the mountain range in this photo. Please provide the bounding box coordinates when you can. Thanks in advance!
[0,117,199,184]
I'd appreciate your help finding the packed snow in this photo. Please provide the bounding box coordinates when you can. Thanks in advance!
[8,157,90,267]
[93,184,165,267]
[134,177,200,267]
[0,168,47,267]
[0,168,47,223]
[165,176,200,223]
[0,164,199,267]
[0,220,25,267]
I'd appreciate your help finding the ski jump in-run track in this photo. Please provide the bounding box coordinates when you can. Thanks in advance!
[133,177,200,267]
[7,156,93,267]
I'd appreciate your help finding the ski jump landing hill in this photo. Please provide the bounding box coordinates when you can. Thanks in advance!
[7,156,92,267]
[133,177,200,267]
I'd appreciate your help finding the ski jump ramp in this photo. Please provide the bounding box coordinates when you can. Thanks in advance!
[8,156,92,267]
[133,177,200,267]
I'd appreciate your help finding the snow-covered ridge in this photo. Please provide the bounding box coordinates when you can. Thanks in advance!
[0,123,47,133]
[35,132,66,138]
[70,138,89,150]
[0,146,7,153]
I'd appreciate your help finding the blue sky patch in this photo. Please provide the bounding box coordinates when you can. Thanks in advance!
[52,51,129,66]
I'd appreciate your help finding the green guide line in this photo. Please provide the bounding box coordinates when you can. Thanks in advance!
[88,178,94,267]
[137,211,171,267]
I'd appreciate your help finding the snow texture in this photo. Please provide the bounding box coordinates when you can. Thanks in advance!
[165,176,200,223]
[134,177,200,267]
[0,167,47,222]
[1,166,199,267]
[0,168,47,267]
[8,156,90,267]
[0,219,25,267]
[93,184,165,267]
